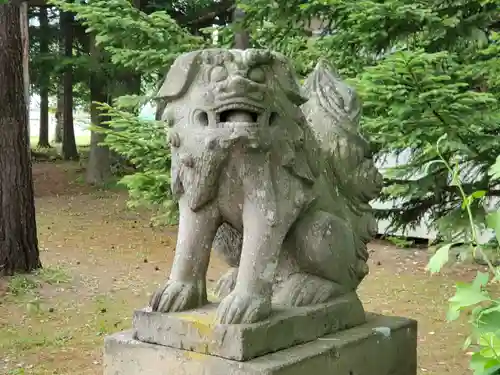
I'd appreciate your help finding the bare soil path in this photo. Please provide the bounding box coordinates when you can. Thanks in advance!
[0,161,483,374]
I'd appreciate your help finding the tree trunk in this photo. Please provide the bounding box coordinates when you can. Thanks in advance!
[20,1,29,138]
[54,14,64,144]
[39,88,50,147]
[85,34,112,186]
[232,7,250,49]
[38,6,50,148]
[54,84,63,143]
[61,11,78,160]
[0,3,41,276]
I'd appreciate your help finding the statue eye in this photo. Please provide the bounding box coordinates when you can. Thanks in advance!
[210,66,228,82]
[248,66,265,83]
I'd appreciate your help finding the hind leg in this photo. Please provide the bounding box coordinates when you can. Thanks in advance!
[211,223,242,298]
[273,211,362,307]
[212,222,242,267]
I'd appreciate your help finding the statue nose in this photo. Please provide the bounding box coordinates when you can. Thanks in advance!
[221,75,261,99]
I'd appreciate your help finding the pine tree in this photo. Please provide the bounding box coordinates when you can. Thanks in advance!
[238,0,500,239]
[50,0,500,239]
[0,2,41,275]
[48,0,221,222]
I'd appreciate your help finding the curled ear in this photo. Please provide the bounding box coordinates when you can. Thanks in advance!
[155,51,203,102]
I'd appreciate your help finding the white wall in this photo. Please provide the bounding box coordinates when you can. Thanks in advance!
[372,150,498,242]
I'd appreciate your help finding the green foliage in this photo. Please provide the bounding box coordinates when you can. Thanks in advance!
[7,275,40,296]
[91,97,177,224]
[427,151,500,375]
[50,0,500,234]
[45,0,217,222]
[7,266,71,297]
[356,48,500,236]
[50,0,205,76]
[28,6,93,108]
[385,235,415,248]
[237,0,500,236]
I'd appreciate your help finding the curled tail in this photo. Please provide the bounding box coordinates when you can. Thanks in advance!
[301,60,383,282]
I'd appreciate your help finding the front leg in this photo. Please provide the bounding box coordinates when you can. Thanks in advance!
[216,202,292,324]
[150,196,220,313]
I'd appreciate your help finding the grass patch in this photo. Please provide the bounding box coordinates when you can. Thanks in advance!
[30,135,91,148]
[73,174,129,192]
[36,266,72,285]
[7,275,40,296]
[6,266,71,297]
[385,235,415,248]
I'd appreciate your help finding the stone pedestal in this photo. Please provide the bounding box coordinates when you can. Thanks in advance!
[104,312,417,375]
[133,293,366,361]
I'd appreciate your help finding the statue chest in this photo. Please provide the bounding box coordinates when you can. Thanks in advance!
[217,158,245,231]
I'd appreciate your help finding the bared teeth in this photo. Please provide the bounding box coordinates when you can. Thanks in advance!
[227,111,253,123]
[214,121,257,128]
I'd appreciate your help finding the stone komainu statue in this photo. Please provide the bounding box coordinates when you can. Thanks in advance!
[149,49,383,325]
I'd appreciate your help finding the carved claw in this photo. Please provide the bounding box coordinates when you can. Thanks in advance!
[272,273,345,307]
[169,131,181,148]
[215,291,271,324]
[214,268,238,299]
[150,280,206,313]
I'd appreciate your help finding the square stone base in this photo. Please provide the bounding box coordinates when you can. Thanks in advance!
[104,313,417,375]
[133,292,366,361]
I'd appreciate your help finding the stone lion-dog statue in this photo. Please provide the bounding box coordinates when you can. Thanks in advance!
[149,48,382,325]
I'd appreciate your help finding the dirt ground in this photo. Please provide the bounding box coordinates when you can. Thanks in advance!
[0,161,485,375]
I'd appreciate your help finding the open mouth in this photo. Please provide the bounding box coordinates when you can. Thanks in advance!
[215,103,262,127]
[194,103,279,128]
[218,109,260,124]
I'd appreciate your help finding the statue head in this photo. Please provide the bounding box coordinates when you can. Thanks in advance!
[156,48,308,148]
[157,49,320,210]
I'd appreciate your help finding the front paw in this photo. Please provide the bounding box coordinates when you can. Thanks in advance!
[150,280,207,313]
[215,291,271,324]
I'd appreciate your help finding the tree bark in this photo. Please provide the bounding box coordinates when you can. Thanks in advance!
[61,11,78,160]
[85,34,112,186]
[38,6,50,148]
[232,7,250,49]
[54,88,63,142]
[0,3,41,276]
[54,12,64,143]
[20,1,29,137]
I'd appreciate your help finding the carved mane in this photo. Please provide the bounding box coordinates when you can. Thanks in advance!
[301,60,383,257]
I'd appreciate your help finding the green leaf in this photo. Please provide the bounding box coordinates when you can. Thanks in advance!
[447,302,463,321]
[470,352,500,375]
[475,308,500,335]
[486,211,500,243]
[473,272,491,289]
[488,156,500,180]
[470,352,490,374]
[483,362,500,374]
[471,191,487,200]
[423,159,444,175]
[449,283,490,310]
[426,243,455,274]
[479,332,500,358]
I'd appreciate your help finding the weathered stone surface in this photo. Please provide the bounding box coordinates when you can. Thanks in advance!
[134,292,365,361]
[148,48,383,325]
[105,313,417,375]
